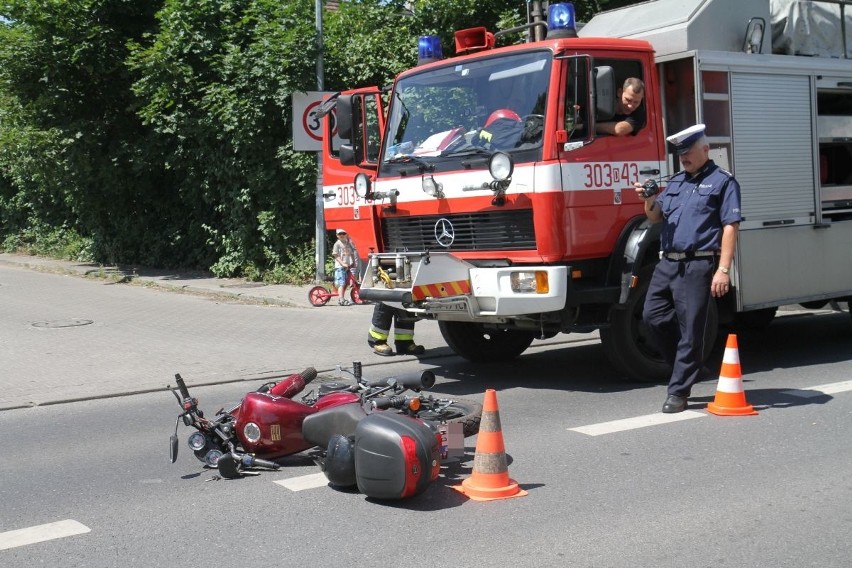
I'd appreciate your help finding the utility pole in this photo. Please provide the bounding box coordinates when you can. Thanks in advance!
[314,0,326,282]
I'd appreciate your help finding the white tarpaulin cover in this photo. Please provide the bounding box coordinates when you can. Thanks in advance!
[771,0,852,57]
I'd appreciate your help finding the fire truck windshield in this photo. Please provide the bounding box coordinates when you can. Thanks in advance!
[381,50,551,173]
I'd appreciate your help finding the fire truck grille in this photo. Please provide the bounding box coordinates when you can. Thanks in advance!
[382,210,536,252]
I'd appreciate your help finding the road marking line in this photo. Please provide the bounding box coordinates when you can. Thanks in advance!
[273,472,328,491]
[568,410,706,436]
[781,379,852,399]
[0,519,90,551]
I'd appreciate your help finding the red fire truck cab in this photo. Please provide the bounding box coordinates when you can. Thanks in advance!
[322,0,852,381]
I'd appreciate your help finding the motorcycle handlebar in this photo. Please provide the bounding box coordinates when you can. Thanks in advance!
[301,367,318,385]
[370,396,408,410]
[174,373,191,399]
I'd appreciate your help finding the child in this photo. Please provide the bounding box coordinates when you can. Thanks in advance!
[331,228,357,305]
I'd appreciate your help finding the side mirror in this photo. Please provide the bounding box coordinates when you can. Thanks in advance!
[336,95,354,141]
[594,65,615,121]
[339,144,356,167]
[169,434,179,464]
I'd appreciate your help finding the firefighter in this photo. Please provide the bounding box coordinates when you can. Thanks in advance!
[367,302,425,356]
[636,124,742,413]
[597,77,646,136]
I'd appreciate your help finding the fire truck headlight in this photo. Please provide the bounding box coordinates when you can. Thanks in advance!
[510,271,550,294]
[422,175,444,198]
[489,152,514,181]
[354,173,371,197]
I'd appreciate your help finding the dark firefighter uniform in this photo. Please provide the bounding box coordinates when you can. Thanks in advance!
[367,302,424,356]
[643,143,742,400]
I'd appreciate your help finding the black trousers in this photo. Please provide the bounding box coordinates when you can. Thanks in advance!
[643,257,714,396]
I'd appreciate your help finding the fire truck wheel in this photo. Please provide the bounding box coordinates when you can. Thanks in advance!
[438,321,535,363]
[600,265,719,383]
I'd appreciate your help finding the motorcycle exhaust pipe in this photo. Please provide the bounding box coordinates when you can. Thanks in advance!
[390,370,436,391]
[364,370,436,391]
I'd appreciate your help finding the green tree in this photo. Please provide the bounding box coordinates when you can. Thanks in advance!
[128,0,319,276]
[0,0,165,263]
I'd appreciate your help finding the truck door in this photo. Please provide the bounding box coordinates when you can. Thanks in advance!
[322,88,384,254]
[556,53,665,260]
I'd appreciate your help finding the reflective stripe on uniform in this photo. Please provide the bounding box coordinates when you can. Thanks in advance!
[369,328,389,341]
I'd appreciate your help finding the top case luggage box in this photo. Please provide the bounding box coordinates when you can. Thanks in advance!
[354,411,441,499]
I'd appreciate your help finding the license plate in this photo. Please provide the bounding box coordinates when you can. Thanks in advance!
[428,300,467,312]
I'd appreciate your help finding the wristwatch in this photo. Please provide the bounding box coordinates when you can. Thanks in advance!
[719,266,730,274]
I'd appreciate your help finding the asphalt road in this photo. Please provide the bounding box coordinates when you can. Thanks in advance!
[2,264,851,567]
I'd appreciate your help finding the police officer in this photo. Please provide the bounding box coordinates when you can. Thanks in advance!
[635,124,742,413]
[367,302,425,357]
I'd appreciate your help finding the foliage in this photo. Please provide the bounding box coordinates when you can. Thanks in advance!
[0,0,648,281]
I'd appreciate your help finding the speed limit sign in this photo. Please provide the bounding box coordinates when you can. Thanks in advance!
[292,91,335,151]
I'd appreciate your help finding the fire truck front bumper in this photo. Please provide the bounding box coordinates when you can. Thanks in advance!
[359,252,568,319]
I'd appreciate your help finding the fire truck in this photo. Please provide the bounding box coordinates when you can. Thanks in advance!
[321,0,852,381]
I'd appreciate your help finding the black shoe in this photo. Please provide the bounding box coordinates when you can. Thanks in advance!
[662,394,688,414]
[394,342,425,356]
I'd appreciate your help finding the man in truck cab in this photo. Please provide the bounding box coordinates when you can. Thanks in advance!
[596,77,646,136]
[636,123,742,414]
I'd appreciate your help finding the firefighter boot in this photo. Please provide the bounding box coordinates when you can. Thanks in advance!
[395,341,425,356]
[370,342,394,357]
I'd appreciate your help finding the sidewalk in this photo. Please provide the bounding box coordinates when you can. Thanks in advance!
[0,252,317,308]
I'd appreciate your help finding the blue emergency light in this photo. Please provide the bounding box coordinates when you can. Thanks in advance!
[418,35,443,65]
[547,2,578,39]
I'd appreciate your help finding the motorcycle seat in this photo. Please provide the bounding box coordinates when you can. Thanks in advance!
[302,404,368,448]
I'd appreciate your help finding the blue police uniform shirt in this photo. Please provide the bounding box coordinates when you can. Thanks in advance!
[658,159,742,253]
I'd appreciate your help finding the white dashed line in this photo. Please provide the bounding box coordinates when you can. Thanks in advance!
[273,472,329,491]
[569,380,852,437]
[781,379,852,399]
[0,519,90,551]
[568,410,706,436]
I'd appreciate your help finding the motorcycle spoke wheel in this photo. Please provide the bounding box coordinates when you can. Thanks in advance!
[417,398,483,438]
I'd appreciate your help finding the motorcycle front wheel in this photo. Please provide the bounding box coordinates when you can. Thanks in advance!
[417,398,483,438]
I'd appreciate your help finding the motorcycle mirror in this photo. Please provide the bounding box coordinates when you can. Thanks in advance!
[169,434,179,464]
[391,370,436,391]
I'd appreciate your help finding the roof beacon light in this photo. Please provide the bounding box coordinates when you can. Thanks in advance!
[418,35,443,65]
[547,3,577,39]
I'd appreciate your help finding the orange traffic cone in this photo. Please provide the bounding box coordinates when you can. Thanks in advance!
[706,334,758,416]
[454,389,527,501]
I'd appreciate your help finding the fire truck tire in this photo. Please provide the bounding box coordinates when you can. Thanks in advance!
[600,265,719,383]
[438,321,535,362]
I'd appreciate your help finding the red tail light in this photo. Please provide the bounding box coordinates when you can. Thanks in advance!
[400,435,421,498]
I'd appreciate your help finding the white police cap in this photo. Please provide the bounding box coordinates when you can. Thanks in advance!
[666,124,706,155]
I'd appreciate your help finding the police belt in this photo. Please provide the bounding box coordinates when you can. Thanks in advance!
[660,250,719,261]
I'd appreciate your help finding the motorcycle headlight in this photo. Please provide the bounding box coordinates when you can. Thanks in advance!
[204,449,223,468]
[187,431,207,451]
[243,422,261,444]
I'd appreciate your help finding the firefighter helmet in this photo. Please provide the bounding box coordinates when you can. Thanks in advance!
[485,108,522,127]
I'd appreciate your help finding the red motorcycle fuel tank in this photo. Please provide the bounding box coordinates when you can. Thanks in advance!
[234,391,361,458]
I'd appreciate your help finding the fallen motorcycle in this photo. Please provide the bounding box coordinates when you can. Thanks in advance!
[168,363,481,488]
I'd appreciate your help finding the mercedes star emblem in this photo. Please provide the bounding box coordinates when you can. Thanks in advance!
[434,218,455,248]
